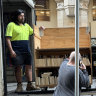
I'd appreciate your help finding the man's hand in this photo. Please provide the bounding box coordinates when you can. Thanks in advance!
[79,61,86,70]
[6,37,16,58]
[10,50,16,58]
[39,26,45,30]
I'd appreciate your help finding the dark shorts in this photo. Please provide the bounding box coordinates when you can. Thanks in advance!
[11,51,32,66]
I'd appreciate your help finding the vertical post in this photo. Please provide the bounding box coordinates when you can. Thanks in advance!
[0,0,7,96]
[75,0,79,96]
[30,8,36,82]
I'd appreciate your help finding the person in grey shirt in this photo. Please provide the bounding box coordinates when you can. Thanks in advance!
[53,51,89,96]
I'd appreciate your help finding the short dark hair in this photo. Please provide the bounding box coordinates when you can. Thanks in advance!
[12,9,25,24]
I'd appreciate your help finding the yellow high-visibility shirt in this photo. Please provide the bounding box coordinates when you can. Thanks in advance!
[6,22,33,41]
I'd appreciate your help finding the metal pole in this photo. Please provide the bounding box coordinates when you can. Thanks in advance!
[31,8,36,82]
[75,0,79,96]
[0,0,7,96]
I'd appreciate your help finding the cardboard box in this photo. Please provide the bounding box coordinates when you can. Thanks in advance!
[40,77,46,85]
[89,75,92,84]
[41,72,52,78]
[54,76,58,84]
[36,77,41,85]
[49,76,55,85]
[45,77,49,85]
[35,59,47,67]
[82,57,90,66]
[51,58,63,67]
[46,58,52,67]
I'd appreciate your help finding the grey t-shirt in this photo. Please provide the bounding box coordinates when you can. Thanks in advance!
[53,59,89,96]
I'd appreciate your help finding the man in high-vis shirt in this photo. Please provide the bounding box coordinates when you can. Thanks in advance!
[6,9,38,92]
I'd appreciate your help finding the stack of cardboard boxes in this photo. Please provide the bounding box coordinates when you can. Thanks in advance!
[36,72,58,86]
[35,58,63,67]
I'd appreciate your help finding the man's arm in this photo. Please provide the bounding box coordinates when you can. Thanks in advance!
[6,37,16,58]
[79,63,89,87]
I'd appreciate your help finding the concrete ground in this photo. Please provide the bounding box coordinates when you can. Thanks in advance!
[7,79,96,96]
[7,94,52,96]
[7,94,96,96]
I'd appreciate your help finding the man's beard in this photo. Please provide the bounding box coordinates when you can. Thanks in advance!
[18,19,24,24]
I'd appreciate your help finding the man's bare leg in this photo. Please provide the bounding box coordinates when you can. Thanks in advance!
[15,66,22,83]
[25,65,32,82]
[15,66,23,92]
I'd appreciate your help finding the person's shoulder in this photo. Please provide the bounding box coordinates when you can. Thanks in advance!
[64,58,69,62]
[25,23,32,27]
[24,23,33,30]
[62,59,69,64]
[60,58,69,67]
[24,23,30,26]
[7,22,15,27]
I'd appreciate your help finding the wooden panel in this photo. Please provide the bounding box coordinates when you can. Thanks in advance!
[91,21,96,38]
[41,36,90,48]
[44,27,88,36]
[34,25,40,37]
[34,25,41,49]
[41,27,91,49]
[33,26,90,49]
[34,36,41,49]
